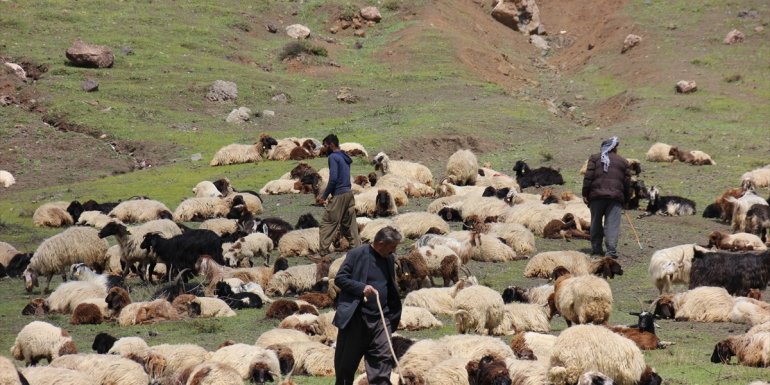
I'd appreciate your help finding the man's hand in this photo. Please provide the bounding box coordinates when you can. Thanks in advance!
[582,196,589,205]
[363,284,377,298]
[315,197,327,206]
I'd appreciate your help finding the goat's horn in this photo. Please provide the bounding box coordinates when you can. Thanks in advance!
[174,268,191,284]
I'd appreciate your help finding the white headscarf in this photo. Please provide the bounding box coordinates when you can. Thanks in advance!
[600,136,619,173]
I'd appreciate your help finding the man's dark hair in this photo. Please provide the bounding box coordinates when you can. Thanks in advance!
[374,226,402,244]
[322,134,339,147]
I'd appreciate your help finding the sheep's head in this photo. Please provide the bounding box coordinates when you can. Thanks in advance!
[21,298,48,316]
[91,332,117,354]
[437,207,461,222]
[372,152,388,170]
[668,146,679,157]
[368,172,378,187]
[651,295,675,319]
[249,362,275,384]
[482,186,497,197]
[594,257,623,279]
[106,287,132,312]
[579,371,615,385]
[23,268,38,292]
[648,186,660,201]
[466,354,511,385]
[707,231,726,248]
[629,311,657,334]
[139,232,162,251]
[711,340,734,364]
[512,160,529,176]
[98,221,128,239]
[550,266,572,281]
[66,200,84,223]
[501,286,528,304]
[259,134,278,149]
[354,175,370,187]
[266,344,295,375]
[69,263,92,281]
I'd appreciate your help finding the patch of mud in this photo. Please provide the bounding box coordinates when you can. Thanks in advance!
[590,91,640,126]
[386,134,501,164]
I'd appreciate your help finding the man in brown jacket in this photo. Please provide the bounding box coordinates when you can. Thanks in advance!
[582,136,631,258]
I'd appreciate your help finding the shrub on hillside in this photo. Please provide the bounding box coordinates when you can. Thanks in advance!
[279,41,328,61]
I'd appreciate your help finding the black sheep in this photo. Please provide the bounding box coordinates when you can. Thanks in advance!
[481,186,497,197]
[3,253,32,277]
[501,286,528,304]
[702,203,722,219]
[437,207,462,222]
[300,172,322,195]
[67,199,120,222]
[689,247,770,296]
[140,230,224,281]
[92,332,117,354]
[273,257,289,273]
[295,213,319,229]
[512,160,564,189]
[642,186,696,217]
[214,281,263,309]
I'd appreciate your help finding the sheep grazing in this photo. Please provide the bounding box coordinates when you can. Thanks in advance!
[668,146,716,165]
[140,229,224,280]
[453,284,506,335]
[747,204,770,242]
[50,354,149,385]
[648,244,694,294]
[210,143,263,166]
[98,219,182,282]
[651,286,734,322]
[711,328,770,367]
[108,198,173,223]
[707,230,767,251]
[727,191,769,232]
[372,152,433,186]
[642,186,696,216]
[524,251,623,279]
[513,160,565,189]
[445,149,478,186]
[0,169,15,188]
[742,165,770,189]
[10,321,77,365]
[548,324,662,385]
[33,201,74,227]
[645,142,674,162]
[552,273,613,326]
[24,226,109,293]
[689,247,770,296]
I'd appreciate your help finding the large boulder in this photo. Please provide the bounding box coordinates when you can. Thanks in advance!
[360,6,382,22]
[491,0,543,35]
[621,34,642,53]
[65,39,114,68]
[286,24,311,39]
[206,80,238,102]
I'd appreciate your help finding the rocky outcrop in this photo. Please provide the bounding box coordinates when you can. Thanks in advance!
[675,80,697,94]
[491,0,543,35]
[723,29,745,45]
[206,80,238,102]
[360,6,382,22]
[621,34,642,53]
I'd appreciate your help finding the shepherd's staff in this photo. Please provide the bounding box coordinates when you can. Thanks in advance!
[625,211,643,250]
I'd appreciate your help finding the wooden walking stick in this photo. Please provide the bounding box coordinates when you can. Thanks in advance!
[371,292,405,384]
[625,211,643,250]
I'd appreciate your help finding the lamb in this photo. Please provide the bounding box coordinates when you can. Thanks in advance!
[668,146,716,165]
[354,189,399,217]
[260,179,301,195]
[645,142,674,162]
[727,191,769,232]
[651,286,734,322]
[542,213,591,241]
[391,212,450,238]
[747,204,770,242]
[513,160,565,188]
[548,324,662,385]
[453,284,506,335]
[493,302,551,334]
[98,219,182,282]
[707,230,767,251]
[24,226,109,293]
[105,287,181,326]
[188,296,237,318]
[642,186,696,216]
[20,366,96,385]
[224,192,263,216]
[399,306,444,330]
[711,330,770,367]
[210,143,263,166]
[33,201,73,227]
[552,273,613,326]
[140,229,224,280]
[689,247,770,296]
[445,149,478,186]
[10,320,77,365]
[108,199,173,223]
[223,232,273,267]
[50,353,149,385]
[468,233,522,262]
[502,284,554,306]
[193,180,224,197]
[0,169,15,187]
[176,362,243,385]
[648,244,694,294]
[372,152,433,186]
[742,165,770,189]
[524,251,623,279]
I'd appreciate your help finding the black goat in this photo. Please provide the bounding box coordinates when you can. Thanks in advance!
[627,179,650,210]
[2,253,32,277]
[702,203,722,219]
[253,217,294,246]
[214,281,263,309]
[296,213,319,229]
[150,269,204,300]
[501,286,528,304]
[512,160,564,189]
[67,199,120,222]
[746,204,770,242]
[689,247,770,296]
[641,186,696,217]
[140,230,224,281]
[92,332,117,354]
[481,186,497,197]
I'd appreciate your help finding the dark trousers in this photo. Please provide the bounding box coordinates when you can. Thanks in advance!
[589,198,622,257]
[334,310,392,385]
[320,191,361,256]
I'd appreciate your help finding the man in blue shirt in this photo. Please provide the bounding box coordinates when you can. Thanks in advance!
[317,134,361,257]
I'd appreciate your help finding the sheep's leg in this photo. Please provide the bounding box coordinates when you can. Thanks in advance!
[565,319,572,327]
[147,262,156,284]
[44,275,53,294]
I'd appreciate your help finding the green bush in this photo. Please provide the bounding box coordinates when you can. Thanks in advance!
[279,41,328,61]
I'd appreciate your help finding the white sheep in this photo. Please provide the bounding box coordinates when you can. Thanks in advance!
[435,182,487,197]
[25,226,109,293]
[729,297,770,326]
[76,210,114,229]
[475,167,520,192]
[741,165,770,189]
[279,313,322,334]
[399,339,452,377]
[425,357,471,385]
[50,353,149,385]
[340,142,369,158]
[199,218,239,235]
[278,228,321,258]
[99,219,182,282]
[372,152,433,186]
[210,143,263,166]
[210,343,281,380]
[554,274,613,325]
[354,188,399,217]
[32,201,73,227]
[193,180,224,197]
[109,199,172,223]
[282,340,354,376]
[376,173,435,198]
[652,286,734,322]
[470,233,519,262]
[224,232,273,266]
[177,362,243,385]
[445,149,478,186]
[453,284,505,335]
[403,276,477,315]
[648,244,694,294]
[0,356,25,385]
[259,178,301,195]
[494,302,551,334]
[645,142,674,162]
[10,321,77,365]
[359,218,395,242]
[0,169,16,188]
[107,337,150,362]
[727,191,769,232]
[399,306,444,330]
[45,280,106,313]
[524,250,604,278]
[191,296,237,317]
[548,324,656,385]
[392,211,450,239]
[507,358,549,385]
[266,263,319,296]
[480,222,535,256]
[173,196,231,222]
[439,334,516,362]
[689,150,716,165]
[255,328,312,348]
[146,344,211,381]
[20,366,97,385]
[224,192,263,215]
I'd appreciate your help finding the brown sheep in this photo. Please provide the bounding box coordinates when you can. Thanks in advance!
[105,286,132,315]
[171,294,197,315]
[466,354,511,385]
[542,213,590,241]
[289,146,313,160]
[353,175,370,187]
[715,187,745,222]
[367,172,378,187]
[266,300,299,319]
[22,298,49,316]
[396,251,430,293]
[290,163,316,179]
[669,147,715,165]
[70,303,103,325]
[297,292,334,308]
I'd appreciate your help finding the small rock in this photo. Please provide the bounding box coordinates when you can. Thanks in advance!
[226,107,251,123]
[261,110,275,117]
[190,153,202,162]
[354,41,363,49]
[354,29,366,38]
[286,24,311,39]
[336,87,359,104]
[529,35,550,51]
[575,94,585,100]
[0,95,13,106]
[121,46,134,55]
[755,26,765,33]
[587,43,595,50]
[360,6,382,22]
[3,62,26,80]
[266,24,278,33]
[340,21,351,30]
[724,29,745,44]
[667,23,677,30]
[737,10,758,19]
[329,26,339,34]
[621,34,642,53]
[65,38,114,68]
[206,80,238,102]
[271,93,289,104]
[81,79,99,92]
[675,80,697,94]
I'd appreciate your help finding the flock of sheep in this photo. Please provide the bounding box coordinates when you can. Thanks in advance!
[2,135,770,385]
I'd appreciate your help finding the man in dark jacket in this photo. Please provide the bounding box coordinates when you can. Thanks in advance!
[317,134,361,257]
[333,226,402,385]
[582,136,632,258]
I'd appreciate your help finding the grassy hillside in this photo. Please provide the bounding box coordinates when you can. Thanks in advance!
[0,0,769,384]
